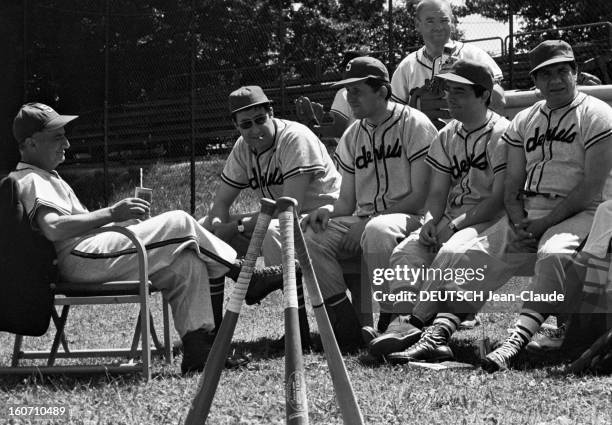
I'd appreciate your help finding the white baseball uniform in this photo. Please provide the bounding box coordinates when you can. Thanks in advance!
[306,102,438,299]
[391,41,503,106]
[420,92,612,317]
[220,118,341,265]
[386,112,511,318]
[10,162,237,338]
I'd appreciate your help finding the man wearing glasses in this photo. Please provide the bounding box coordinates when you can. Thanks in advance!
[201,86,341,347]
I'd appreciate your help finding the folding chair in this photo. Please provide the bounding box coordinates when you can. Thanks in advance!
[0,176,171,381]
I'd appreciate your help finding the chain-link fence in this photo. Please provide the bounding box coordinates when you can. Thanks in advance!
[9,0,612,213]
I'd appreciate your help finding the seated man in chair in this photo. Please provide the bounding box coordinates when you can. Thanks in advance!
[9,102,280,375]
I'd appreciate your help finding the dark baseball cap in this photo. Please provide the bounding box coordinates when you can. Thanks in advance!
[529,40,575,75]
[332,56,389,87]
[229,85,272,115]
[435,59,494,92]
[13,103,78,143]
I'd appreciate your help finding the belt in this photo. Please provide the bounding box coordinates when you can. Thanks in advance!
[518,189,560,200]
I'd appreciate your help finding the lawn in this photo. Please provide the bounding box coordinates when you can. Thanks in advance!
[1,159,611,425]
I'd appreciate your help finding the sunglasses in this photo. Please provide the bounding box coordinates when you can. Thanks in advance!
[237,115,268,130]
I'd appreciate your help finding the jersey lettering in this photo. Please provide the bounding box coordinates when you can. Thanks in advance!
[525,124,577,152]
[449,151,488,179]
[248,166,283,190]
[355,139,402,170]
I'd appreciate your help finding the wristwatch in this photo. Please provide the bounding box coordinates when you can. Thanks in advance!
[237,219,245,234]
[448,222,459,233]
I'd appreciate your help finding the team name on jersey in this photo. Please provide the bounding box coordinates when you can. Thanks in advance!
[525,124,577,152]
[355,139,402,170]
[449,151,488,179]
[248,166,283,190]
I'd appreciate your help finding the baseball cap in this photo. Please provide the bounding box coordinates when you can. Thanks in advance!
[332,56,389,87]
[529,40,575,75]
[435,58,494,92]
[229,85,272,115]
[13,103,78,143]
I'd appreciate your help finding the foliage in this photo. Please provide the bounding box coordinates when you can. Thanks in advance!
[464,0,612,51]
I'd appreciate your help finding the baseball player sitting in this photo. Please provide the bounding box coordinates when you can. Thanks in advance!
[477,40,612,372]
[9,103,281,375]
[301,56,438,352]
[201,85,341,348]
[391,0,505,117]
[365,59,510,362]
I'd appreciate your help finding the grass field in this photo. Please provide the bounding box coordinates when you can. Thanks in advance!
[1,159,611,425]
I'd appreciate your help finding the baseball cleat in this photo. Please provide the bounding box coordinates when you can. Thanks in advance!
[386,324,453,364]
[368,319,422,357]
[569,327,612,374]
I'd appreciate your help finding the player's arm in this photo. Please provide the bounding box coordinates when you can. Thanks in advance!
[503,145,528,228]
[35,198,150,242]
[526,138,612,238]
[302,171,355,233]
[453,170,505,230]
[282,173,312,214]
[423,169,451,224]
[208,181,240,224]
[381,157,430,215]
[489,83,506,115]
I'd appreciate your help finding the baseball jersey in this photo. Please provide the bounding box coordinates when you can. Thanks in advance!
[391,41,503,105]
[330,88,355,127]
[10,162,89,258]
[334,102,438,217]
[502,92,612,203]
[426,112,509,209]
[221,118,341,212]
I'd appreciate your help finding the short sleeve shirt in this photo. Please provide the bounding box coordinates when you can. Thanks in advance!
[391,41,503,105]
[334,102,438,216]
[9,162,89,256]
[221,118,341,212]
[502,92,612,203]
[426,112,509,208]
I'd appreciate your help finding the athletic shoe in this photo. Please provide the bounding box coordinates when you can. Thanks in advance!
[180,329,215,375]
[361,326,380,346]
[386,324,454,364]
[482,332,525,373]
[368,316,422,357]
[525,323,566,353]
[570,327,612,374]
[225,259,285,305]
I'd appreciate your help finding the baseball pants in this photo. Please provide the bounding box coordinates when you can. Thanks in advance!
[58,210,237,338]
[304,213,422,300]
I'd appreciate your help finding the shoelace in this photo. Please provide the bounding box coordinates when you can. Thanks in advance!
[490,332,524,362]
[414,326,447,349]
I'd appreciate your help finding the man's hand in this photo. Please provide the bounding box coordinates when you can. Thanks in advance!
[419,220,438,247]
[508,219,539,252]
[340,219,367,255]
[110,198,150,222]
[302,208,331,233]
[211,221,239,242]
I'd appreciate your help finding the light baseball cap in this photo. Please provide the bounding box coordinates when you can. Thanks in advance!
[332,56,389,87]
[13,103,78,143]
[229,85,272,115]
[529,40,575,75]
[435,59,494,92]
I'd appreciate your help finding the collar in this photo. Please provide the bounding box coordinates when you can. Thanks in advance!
[421,40,459,63]
[542,91,584,113]
[15,161,60,178]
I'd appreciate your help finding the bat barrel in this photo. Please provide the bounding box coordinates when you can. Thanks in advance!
[185,198,276,425]
[277,197,309,425]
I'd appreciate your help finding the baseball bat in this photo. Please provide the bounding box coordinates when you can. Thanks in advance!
[293,214,365,425]
[185,198,276,425]
[277,197,309,425]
